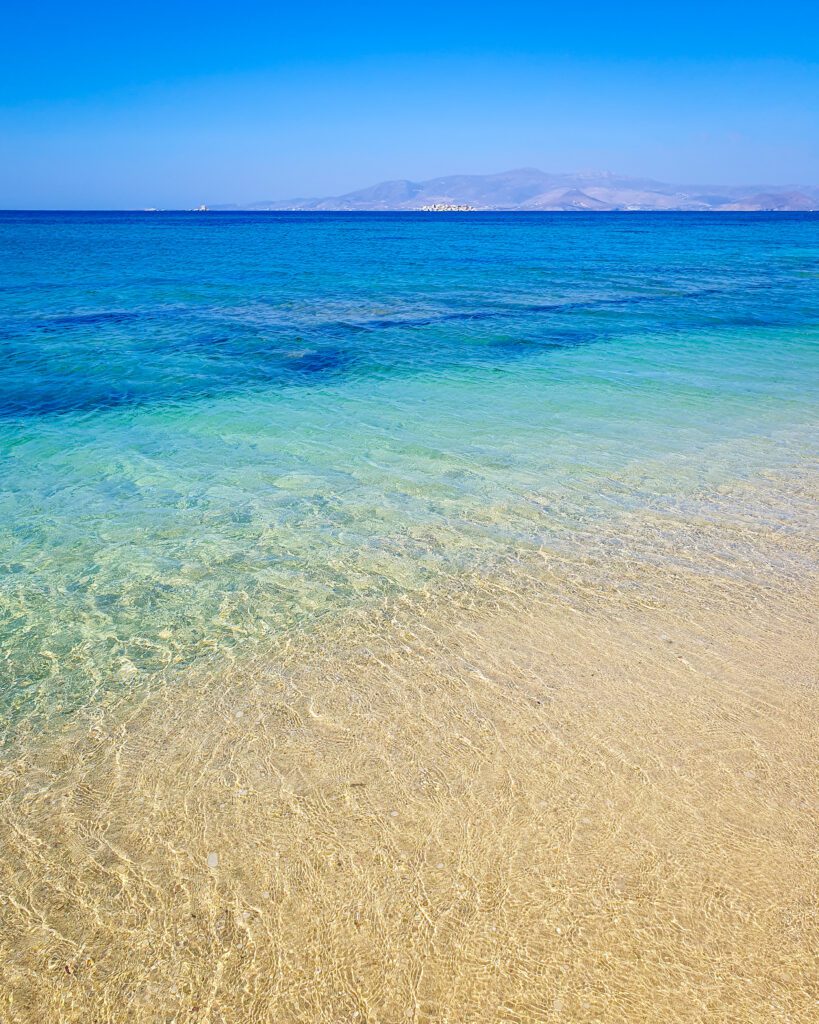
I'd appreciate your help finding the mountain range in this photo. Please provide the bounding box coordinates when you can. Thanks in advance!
[212,168,819,212]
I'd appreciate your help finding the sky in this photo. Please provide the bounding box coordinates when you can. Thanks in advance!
[1,1,818,208]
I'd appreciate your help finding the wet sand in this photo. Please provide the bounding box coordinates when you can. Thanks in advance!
[1,474,817,1023]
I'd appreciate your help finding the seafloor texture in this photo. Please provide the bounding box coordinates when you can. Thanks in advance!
[0,473,817,1023]
[0,212,818,1021]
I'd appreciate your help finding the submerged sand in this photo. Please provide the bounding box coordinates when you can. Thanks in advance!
[1,473,817,1023]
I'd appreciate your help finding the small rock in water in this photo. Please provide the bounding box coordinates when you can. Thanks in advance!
[207,852,219,869]
[390,810,399,818]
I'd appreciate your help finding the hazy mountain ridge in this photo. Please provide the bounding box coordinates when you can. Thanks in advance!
[212,168,819,212]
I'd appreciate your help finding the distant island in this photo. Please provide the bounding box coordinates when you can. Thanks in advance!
[210,168,819,213]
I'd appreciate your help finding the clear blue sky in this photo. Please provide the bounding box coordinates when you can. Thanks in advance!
[2,0,818,208]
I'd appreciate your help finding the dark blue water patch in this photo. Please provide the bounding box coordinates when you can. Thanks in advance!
[0,289,367,416]
[0,347,356,419]
[0,383,143,418]
[284,347,349,375]
[0,285,809,421]
[38,310,143,329]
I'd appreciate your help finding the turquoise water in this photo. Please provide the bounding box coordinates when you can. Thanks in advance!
[1,211,817,740]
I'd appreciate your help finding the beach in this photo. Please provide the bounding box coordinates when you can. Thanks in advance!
[0,211,817,1021]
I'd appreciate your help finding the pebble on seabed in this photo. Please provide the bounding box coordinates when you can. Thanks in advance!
[207,852,219,868]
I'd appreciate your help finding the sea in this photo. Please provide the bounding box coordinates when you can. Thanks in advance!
[1,210,818,1021]
[1,210,817,743]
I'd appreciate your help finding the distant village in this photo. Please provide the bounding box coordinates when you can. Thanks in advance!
[419,203,476,212]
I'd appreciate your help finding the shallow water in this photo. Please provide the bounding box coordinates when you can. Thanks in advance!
[1,474,817,1023]
[0,213,818,1021]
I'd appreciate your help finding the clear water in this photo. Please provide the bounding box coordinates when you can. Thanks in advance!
[1,211,817,740]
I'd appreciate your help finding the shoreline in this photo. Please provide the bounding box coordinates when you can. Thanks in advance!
[1,468,817,1022]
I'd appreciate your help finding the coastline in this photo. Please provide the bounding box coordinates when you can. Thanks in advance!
[1,467,816,1023]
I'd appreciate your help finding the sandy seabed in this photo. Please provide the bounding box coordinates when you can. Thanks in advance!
[1,473,817,1024]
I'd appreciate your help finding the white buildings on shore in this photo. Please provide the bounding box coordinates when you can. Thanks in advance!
[419,203,476,212]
